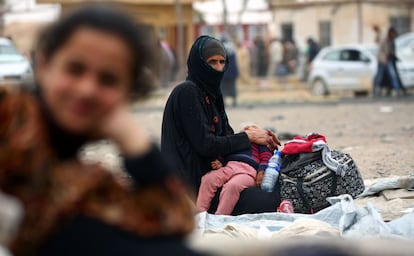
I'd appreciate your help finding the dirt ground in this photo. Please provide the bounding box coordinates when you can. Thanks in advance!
[233,101,413,179]
[83,93,414,180]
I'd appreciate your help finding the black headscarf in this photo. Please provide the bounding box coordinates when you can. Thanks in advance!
[187,36,228,99]
[186,36,233,136]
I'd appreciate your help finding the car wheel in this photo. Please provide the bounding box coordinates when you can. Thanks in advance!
[312,79,329,96]
[354,90,369,97]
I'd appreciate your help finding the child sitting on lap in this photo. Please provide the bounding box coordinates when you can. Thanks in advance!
[196,144,272,215]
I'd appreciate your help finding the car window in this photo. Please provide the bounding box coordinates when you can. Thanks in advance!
[322,50,340,61]
[360,52,370,62]
[340,49,369,62]
[0,45,19,55]
[0,45,24,63]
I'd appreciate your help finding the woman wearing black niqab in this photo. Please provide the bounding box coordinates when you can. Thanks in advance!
[161,36,281,215]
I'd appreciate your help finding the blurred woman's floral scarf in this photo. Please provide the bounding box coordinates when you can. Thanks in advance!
[0,88,195,255]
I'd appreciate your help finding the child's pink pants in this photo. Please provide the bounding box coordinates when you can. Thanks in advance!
[196,161,256,215]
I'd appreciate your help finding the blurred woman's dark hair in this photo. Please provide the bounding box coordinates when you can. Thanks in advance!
[35,5,157,99]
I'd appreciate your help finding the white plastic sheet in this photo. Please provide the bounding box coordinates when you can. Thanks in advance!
[196,194,414,240]
[358,175,414,198]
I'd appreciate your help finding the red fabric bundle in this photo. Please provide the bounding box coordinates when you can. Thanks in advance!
[282,133,327,155]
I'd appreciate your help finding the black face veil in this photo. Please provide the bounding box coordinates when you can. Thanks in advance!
[186,35,228,100]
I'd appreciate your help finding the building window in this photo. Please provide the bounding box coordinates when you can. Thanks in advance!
[390,16,411,35]
[319,21,331,47]
[281,23,293,42]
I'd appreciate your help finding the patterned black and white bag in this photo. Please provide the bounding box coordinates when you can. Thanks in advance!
[279,150,365,214]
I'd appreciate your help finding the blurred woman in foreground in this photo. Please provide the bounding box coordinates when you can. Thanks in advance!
[0,6,197,256]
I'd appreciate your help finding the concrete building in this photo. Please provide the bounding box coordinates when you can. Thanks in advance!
[193,0,272,43]
[36,0,203,51]
[268,0,414,49]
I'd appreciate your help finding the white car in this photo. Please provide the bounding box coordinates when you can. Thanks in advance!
[395,32,414,88]
[0,38,34,87]
[308,45,376,95]
[308,36,414,95]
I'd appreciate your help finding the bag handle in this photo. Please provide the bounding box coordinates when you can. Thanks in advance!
[296,178,314,214]
[296,173,337,214]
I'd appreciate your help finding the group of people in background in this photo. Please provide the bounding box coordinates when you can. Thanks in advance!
[266,37,301,79]
[158,25,409,103]
[211,25,408,100]
[215,34,321,107]
[155,33,324,107]
[219,35,305,107]
[248,36,302,79]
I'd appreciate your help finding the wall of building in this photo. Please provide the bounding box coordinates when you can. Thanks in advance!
[362,2,413,43]
[271,2,413,51]
[272,4,359,50]
[60,2,195,51]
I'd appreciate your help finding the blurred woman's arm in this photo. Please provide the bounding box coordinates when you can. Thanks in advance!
[101,106,172,186]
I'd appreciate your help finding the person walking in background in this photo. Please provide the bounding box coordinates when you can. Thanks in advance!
[254,35,267,78]
[373,25,382,44]
[248,40,258,77]
[221,35,239,107]
[159,40,175,88]
[267,38,283,78]
[373,25,387,96]
[374,27,406,96]
[284,39,299,74]
[282,40,298,75]
[306,37,320,64]
[303,38,320,81]
[236,41,253,85]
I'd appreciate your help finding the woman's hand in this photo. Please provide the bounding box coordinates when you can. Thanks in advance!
[244,125,281,151]
[100,105,152,156]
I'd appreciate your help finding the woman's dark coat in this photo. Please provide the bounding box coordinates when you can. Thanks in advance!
[161,36,249,192]
[161,36,280,215]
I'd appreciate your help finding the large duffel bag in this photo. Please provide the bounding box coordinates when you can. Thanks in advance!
[279,150,365,214]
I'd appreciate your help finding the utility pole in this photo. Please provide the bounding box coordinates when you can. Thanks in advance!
[0,0,5,37]
[357,0,363,43]
[174,0,185,80]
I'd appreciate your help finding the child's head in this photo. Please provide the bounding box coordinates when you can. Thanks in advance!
[35,6,155,134]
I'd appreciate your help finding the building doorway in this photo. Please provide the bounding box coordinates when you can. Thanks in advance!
[281,23,293,42]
